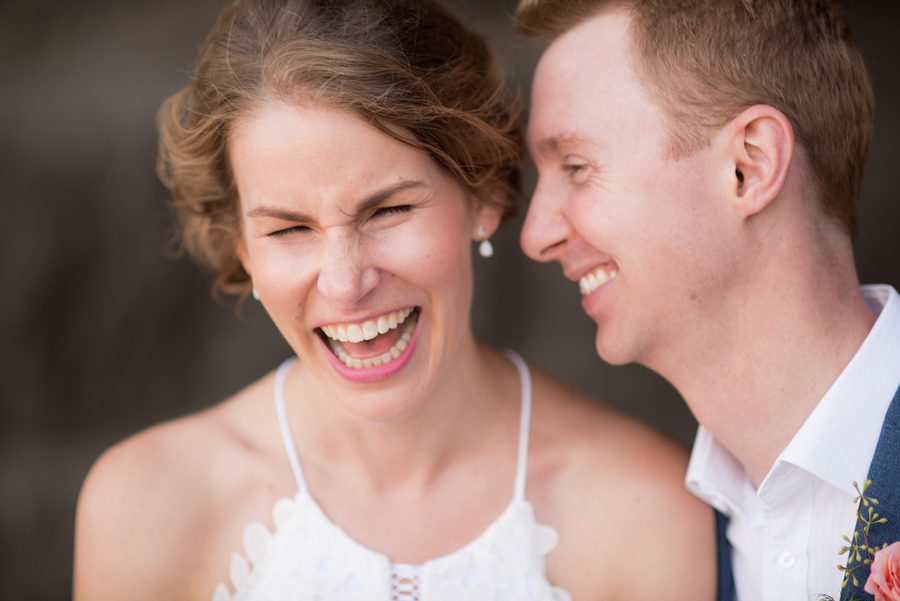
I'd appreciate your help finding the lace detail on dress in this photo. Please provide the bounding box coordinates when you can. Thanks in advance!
[213,492,571,601]
[212,351,572,601]
[419,502,571,601]
[390,564,421,601]
[213,494,390,601]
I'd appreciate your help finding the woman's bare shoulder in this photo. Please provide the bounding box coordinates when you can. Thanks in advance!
[528,364,685,465]
[528,366,716,601]
[74,372,283,600]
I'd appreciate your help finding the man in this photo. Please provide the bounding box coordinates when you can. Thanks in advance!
[516,1,900,600]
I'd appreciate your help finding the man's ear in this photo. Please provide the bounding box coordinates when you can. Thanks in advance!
[723,104,794,219]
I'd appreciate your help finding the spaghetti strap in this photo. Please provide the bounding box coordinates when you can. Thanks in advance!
[274,358,308,494]
[222,351,571,601]
[503,349,533,501]
[274,352,533,500]
[221,349,569,601]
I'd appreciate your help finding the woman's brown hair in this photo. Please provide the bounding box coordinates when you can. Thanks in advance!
[158,0,522,295]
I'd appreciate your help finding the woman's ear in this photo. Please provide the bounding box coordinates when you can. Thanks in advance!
[723,104,795,219]
[471,187,507,241]
[235,235,250,276]
[235,239,260,300]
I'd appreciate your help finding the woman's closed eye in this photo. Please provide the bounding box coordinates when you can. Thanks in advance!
[263,205,413,237]
[268,224,311,237]
[373,204,413,218]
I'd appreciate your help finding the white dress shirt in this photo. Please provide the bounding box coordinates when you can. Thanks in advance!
[686,285,900,601]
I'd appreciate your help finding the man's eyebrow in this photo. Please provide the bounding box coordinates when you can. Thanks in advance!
[535,133,596,155]
[245,180,427,221]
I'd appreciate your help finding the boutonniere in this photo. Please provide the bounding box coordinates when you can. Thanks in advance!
[819,480,899,601]
[866,542,900,601]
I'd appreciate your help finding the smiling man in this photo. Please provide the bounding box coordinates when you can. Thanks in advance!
[517,1,900,600]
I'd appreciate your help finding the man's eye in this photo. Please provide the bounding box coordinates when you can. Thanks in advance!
[374,205,412,217]
[563,160,591,184]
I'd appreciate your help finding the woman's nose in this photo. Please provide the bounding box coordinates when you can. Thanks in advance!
[316,235,380,306]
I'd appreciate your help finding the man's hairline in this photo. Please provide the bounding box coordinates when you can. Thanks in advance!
[525,0,847,237]
[534,4,711,160]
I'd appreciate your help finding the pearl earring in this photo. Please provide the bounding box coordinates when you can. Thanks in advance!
[476,224,494,258]
[252,286,260,300]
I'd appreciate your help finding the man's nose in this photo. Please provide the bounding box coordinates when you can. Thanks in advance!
[316,234,380,306]
[520,181,572,263]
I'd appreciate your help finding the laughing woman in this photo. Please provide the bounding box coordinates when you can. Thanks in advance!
[73,1,714,599]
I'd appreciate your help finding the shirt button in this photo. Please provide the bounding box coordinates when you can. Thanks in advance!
[777,551,796,569]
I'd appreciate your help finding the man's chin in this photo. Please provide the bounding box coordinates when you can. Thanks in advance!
[594,332,635,366]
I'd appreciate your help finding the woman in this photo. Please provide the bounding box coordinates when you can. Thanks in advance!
[74,1,715,599]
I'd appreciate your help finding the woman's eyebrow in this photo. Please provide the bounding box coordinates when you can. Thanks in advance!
[352,180,427,215]
[245,205,309,221]
[245,180,428,221]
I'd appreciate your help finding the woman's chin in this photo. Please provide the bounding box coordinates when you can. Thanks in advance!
[324,371,432,423]
[307,312,435,421]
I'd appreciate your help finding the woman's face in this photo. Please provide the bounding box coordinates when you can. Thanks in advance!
[230,99,499,421]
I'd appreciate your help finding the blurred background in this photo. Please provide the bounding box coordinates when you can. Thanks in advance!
[1,0,897,598]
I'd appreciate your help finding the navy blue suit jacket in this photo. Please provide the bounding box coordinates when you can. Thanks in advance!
[715,384,900,601]
[840,383,900,600]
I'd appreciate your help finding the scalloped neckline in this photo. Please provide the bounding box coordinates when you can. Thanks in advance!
[290,486,534,569]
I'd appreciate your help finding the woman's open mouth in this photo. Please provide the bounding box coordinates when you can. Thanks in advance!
[315,307,421,383]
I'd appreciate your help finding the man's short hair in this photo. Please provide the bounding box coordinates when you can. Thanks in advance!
[517,0,875,236]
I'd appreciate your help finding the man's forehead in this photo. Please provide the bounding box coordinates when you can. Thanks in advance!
[542,7,631,62]
[527,55,611,158]
[527,8,662,156]
[531,10,635,99]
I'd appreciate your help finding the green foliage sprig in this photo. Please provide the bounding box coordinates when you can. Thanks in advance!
[818,479,889,601]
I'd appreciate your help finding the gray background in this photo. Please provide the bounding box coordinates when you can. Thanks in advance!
[1,0,897,598]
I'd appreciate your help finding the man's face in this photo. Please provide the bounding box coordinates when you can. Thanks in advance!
[521,9,740,369]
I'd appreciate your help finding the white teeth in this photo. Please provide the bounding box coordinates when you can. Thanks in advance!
[347,324,364,343]
[323,308,418,370]
[579,266,618,296]
[362,321,378,341]
[320,308,415,342]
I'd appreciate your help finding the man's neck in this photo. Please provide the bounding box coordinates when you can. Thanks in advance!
[657,241,876,487]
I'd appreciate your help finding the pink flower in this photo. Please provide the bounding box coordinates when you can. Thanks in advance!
[865,542,900,601]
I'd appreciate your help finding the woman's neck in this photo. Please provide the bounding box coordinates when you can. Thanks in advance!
[286,338,517,494]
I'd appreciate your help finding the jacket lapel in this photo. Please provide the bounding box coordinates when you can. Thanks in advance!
[840,383,900,600]
[716,509,736,601]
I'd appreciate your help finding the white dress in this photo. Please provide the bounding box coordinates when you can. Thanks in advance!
[213,350,572,601]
